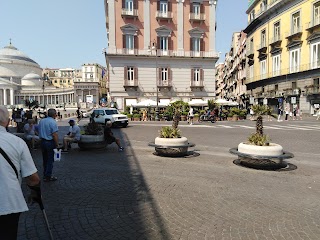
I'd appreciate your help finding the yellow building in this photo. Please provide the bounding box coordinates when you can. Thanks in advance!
[244,0,320,114]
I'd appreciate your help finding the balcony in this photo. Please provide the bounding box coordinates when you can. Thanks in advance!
[246,47,254,58]
[121,8,138,18]
[306,17,320,31]
[156,11,173,21]
[157,79,172,89]
[285,26,302,39]
[190,80,204,90]
[305,85,320,95]
[269,35,282,45]
[123,79,138,90]
[189,13,206,23]
[256,42,267,51]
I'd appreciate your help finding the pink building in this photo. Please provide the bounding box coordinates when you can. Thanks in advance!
[104,0,219,110]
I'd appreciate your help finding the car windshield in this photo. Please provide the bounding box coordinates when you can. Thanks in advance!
[105,109,119,115]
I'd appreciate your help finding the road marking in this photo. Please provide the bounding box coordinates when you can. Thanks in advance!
[234,125,255,129]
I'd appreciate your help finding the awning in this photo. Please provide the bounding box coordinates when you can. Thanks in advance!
[133,99,168,107]
[159,99,170,106]
[188,99,208,106]
[215,99,239,106]
[125,99,137,106]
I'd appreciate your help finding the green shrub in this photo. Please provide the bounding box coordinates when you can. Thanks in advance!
[194,113,199,117]
[200,110,206,115]
[83,122,104,135]
[247,133,270,146]
[133,114,141,119]
[159,126,181,138]
[127,114,133,118]
[228,112,233,117]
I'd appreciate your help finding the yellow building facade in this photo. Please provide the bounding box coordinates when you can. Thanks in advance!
[244,0,320,114]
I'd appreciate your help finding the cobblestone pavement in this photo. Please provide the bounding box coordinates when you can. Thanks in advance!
[17,121,320,240]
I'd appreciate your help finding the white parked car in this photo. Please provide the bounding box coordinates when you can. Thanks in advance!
[92,108,128,127]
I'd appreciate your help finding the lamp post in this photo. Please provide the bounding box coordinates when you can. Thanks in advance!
[39,73,48,109]
[148,40,160,121]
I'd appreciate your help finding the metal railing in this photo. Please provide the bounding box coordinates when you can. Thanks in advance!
[124,79,138,87]
[121,8,138,17]
[189,13,205,21]
[306,17,320,29]
[285,26,302,38]
[156,11,172,19]
[190,80,204,87]
[157,79,172,87]
[269,34,282,44]
[257,41,267,50]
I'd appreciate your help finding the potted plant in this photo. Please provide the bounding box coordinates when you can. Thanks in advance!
[133,113,141,121]
[234,105,287,169]
[78,122,106,150]
[194,113,199,122]
[227,112,233,121]
[180,111,188,121]
[127,113,133,120]
[154,100,192,156]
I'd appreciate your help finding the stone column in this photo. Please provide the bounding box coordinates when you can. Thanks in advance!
[10,89,14,105]
[3,89,7,105]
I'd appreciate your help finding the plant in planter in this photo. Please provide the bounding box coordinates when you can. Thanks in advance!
[78,122,106,150]
[153,100,193,156]
[133,113,141,121]
[232,105,292,169]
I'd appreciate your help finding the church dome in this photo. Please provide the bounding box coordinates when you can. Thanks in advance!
[0,44,39,65]
[21,73,42,86]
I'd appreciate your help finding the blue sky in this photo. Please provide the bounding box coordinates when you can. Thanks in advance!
[0,0,247,69]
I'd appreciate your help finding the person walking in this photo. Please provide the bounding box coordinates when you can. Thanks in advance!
[38,109,59,182]
[188,107,194,125]
[299,108,303,120]
[277,106,283,122]
[284,107,289,121]
[76,107,82,124]
[0,106,41,240]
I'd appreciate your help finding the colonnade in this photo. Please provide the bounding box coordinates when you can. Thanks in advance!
[0,88,14,105]
[15,92,75,106]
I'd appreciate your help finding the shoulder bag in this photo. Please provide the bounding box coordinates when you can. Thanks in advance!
[0,147,19,179]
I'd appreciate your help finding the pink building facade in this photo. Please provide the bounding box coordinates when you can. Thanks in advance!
[105,0,219,110]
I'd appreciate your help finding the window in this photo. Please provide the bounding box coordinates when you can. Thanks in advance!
[250,38,254,52]
[125,0,133,11]
[193,68,200,82]
[260,59,267,78]
[314,78,319,88]
[314,2,320,26]
[275,84,278,91]
[161,68,168,81]
[261,29,266,47]
[249,65,254,79]
[126,35,134,49]
[292,81,297,89]
[274,22,280,41]
[160,1,168,13]
[193,38,200,52]
[311,42,320,69]
[193,3,200,15]
[292,12,300,34]
[272,54,281,76]
[249,10,255,22]
[127,67,134,81]
[260,0,267,12]
[290,48,300,73]
[159,36,168,51]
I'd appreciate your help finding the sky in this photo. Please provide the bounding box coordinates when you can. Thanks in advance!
[0,0,247,69]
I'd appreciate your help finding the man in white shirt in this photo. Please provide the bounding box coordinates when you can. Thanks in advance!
[0,106,41,239]
[62,119,81,152]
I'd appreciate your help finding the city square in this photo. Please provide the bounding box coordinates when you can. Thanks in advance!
[16,117,320,240]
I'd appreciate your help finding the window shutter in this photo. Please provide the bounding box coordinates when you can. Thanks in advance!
[123,35,126,49]
[200,69,204,81]
[124,67,128,80]
[122,0,125,9]
[168,1,172,12]
[200,3,204,14]
[168,68,171,81]
[200,38,205,52]
[134,36,138,49]
[190,38,193,51]
[157,37,160,50]
[190,3,193,13]
[191,69,194,81]
[134,68,138,81]
[134,0,138,9]
[158,67,162,81]
[157,0,160,10]
[168,37,172,50]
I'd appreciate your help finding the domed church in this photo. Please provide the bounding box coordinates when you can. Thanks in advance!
[0,41,74,106]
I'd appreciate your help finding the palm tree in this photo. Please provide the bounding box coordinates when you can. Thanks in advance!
[248,105,277,146]
[170,100,186,129]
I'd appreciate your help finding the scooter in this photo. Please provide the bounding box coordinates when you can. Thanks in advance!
[198,114,216,123]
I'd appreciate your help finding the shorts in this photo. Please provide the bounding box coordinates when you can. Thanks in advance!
[105,136,116,144]
[26,135,40,141]
[64,136,78,143]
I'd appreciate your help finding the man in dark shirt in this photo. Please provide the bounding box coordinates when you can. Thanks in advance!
[104,121,124,151]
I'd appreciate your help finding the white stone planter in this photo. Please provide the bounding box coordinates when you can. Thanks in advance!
[78,134,106,150]
[238,142,283,156]
[154,137,189,157]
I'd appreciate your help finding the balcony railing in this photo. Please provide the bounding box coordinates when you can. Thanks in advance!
[124,79,138,87]
[189,13,205,21]
[306,87,320,95]
[156,11,173,19]
[306,17,320,29]
[190,80,204,88]
[107,48,219,58]
[285,26,302,38]
[121,8,138,17]
[157,79,172,88]
[269,34,282,44]
[256,42,267,50]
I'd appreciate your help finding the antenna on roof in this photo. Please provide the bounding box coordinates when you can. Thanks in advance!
[9,38,12,45]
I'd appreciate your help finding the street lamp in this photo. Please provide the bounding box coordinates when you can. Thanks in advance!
[148,40,160,121]
[39,73,48,109]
